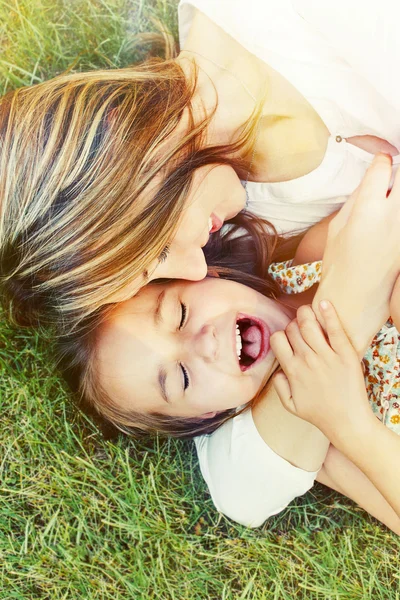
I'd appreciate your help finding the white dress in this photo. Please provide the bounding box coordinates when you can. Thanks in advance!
[178,0,400,526]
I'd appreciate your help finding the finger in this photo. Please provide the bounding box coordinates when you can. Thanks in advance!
[270,330,293,373]
[272,371,296,414]
[284,318,315,358]
[329,189,358,235]
[319,300,354,355]
[352,154,392,211]
[296,304,333,357]
[389,274,400,332]
[388,160,400,198]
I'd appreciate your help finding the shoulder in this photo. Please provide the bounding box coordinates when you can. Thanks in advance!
[178,1,295,50]
[291,0,400,111]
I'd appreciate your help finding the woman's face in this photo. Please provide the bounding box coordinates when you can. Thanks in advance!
[96,278,292,419]
[155,165,246,280]
[109,165,246,302]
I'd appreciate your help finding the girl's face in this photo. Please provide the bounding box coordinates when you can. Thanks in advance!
[109,166,246,302]
[96,278,292,419]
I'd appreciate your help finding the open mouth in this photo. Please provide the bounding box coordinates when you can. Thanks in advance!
[235,315,270,371]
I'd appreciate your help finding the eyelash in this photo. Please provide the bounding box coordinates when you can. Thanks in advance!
[158,245,170,264]
[180,364,190,391]
[179,302,189,389]
[179,302,187,329]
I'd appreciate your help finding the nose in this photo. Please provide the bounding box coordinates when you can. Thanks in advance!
[154,248,208,282]
[191,324,218,361]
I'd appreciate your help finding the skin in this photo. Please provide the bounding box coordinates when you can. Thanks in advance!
[153,165,246,282]
[109,165,246,302]
[263,156,400,533]
[96,278,292,419]
[96,156,400,534]
[112,6,335,297]
[95,228,400,533]
[272,301,400,526]
[113,8,398,295]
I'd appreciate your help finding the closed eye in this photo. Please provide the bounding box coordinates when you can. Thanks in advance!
[179,302,187,329]
[158,245,170,264]
[180,363,190,390]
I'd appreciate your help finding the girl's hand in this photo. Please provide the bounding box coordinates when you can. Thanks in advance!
[272,301,400,522]
[270,301,373,442]
[313,154,400,357]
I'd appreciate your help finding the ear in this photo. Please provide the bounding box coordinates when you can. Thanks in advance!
[200,411,217,419]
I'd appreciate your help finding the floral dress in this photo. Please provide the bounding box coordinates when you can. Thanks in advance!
[268,260,400,435]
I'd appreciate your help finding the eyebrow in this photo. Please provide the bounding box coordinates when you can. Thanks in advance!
[154,289,166,326]
[158,366,170,404]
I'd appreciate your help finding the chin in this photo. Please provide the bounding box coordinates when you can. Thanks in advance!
[185,259,208,281]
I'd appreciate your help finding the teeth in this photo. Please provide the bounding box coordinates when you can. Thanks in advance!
[208,217,213,233]
[236,323,242,360]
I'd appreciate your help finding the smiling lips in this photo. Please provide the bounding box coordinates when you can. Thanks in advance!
[209,213,223,234]
[234,314,270,371]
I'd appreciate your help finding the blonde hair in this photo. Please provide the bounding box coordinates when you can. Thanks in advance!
[0,56,260,331]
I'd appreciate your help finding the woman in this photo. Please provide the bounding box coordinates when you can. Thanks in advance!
[60,156,400,534]
[1,0,399,329]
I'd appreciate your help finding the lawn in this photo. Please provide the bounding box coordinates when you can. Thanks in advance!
[1,1,400,598]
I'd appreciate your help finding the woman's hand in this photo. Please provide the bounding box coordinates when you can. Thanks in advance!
[312,153,400,357]
[270,301,372,440]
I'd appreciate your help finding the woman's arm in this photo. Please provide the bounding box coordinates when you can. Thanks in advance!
[292,210,336,265]
[317,445,400,536]
[250,157,400,507]
[330,414,400,524]
[293,155,400,357]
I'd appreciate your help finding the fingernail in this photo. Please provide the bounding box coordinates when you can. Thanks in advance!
[320,300,330,311]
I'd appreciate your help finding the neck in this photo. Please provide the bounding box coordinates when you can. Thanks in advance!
[176,52,255,148]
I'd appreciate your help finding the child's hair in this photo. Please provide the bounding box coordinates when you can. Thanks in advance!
[57,212,303,438]
[0,41,263,332]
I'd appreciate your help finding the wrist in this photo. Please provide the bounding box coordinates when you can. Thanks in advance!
[327,411,379,452]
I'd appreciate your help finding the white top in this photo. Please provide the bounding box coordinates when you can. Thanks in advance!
[178,0,400,526]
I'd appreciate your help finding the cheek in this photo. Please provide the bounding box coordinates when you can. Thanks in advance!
[175,207,208,246]
[195,373,256,411]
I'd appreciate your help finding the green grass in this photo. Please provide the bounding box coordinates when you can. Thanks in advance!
[1,1,400,598]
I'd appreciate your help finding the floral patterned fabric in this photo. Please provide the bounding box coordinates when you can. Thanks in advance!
[268,260,400,435]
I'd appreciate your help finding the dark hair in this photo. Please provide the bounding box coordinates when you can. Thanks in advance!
[57,211,303,439]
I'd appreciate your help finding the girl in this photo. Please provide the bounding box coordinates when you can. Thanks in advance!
[1,0,399,330]
[60,156,400,535]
